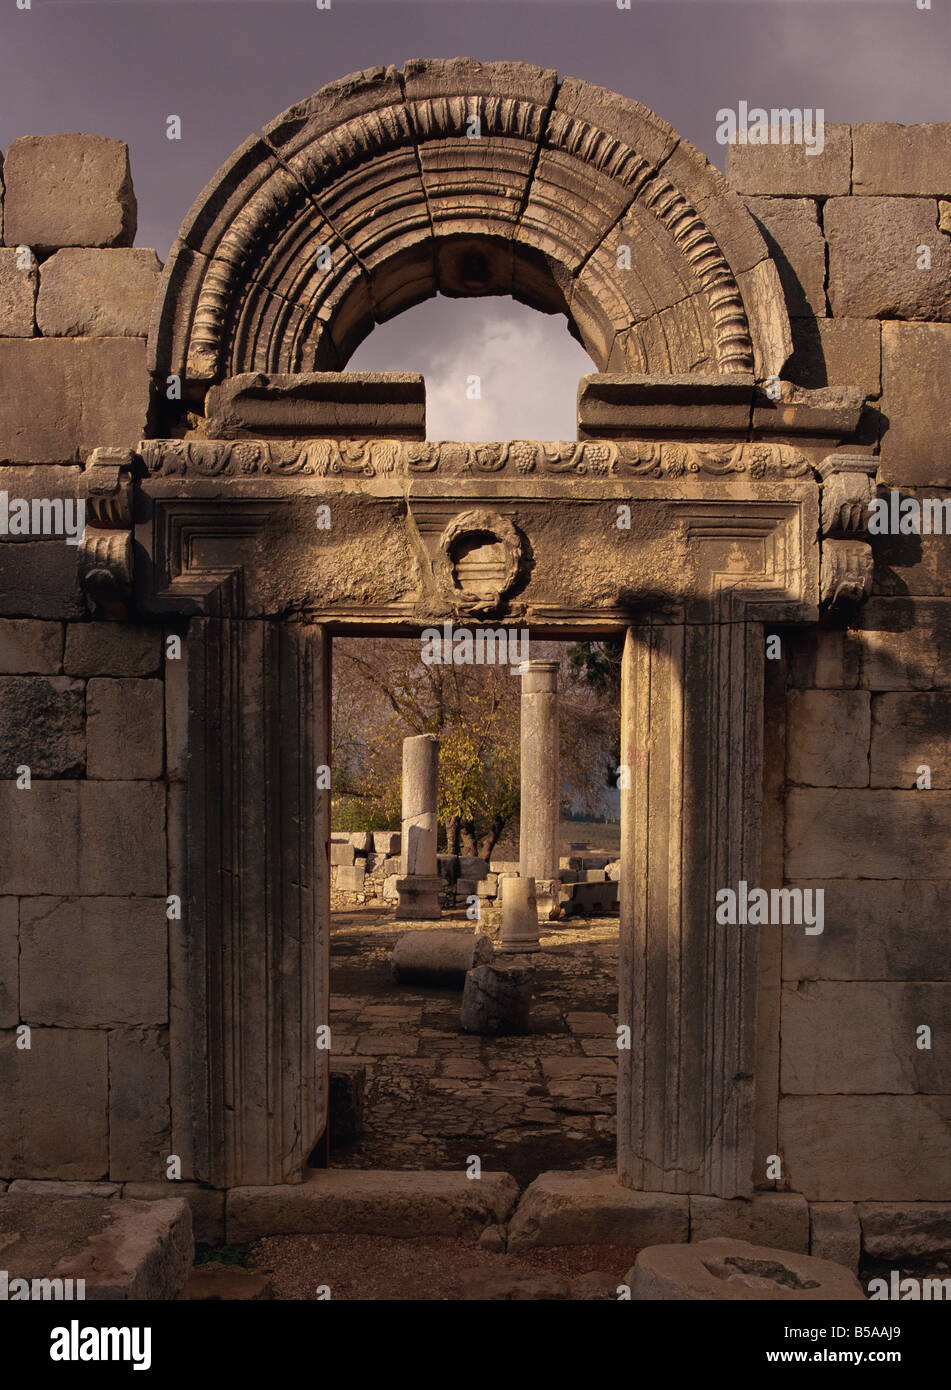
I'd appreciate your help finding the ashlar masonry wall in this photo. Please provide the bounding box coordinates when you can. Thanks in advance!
[728,124,951,1202]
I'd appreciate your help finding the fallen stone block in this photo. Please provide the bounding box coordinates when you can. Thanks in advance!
[626,1238,865,1301]
[335,863,365,892]
[349,831,372,853]
[460,963,533,1034]
[120,1183,225,1246]
[226,1170,519,1241]
[507,1172,688,1252]
[382,873,399,901]
[391,928,493,986]
[373,831,400,855]
[0,1194,193,1300]
[330,841,355,866]
[2,133,136,252]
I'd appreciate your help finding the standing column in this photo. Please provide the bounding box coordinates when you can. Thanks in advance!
[395,733,442,920]
[519,660,560,908]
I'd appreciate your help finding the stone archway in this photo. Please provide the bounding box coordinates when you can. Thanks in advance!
[79,60,874,1198]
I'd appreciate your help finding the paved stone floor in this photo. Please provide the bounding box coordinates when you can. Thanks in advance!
[329,909,620,1187]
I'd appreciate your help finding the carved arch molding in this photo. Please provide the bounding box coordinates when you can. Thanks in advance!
[148,59,792,383]
[86,61,879,1194]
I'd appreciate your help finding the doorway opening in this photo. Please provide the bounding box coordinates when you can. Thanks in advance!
[325,630,623,1188]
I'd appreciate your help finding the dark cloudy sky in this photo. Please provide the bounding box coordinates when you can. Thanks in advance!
[1,0,947,437]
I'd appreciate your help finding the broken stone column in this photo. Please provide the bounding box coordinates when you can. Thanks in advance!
[460,963,534,1034]
[518,660,560,900]
[395,732,441,920]
[499,875,541,954]
[392,929,494,987]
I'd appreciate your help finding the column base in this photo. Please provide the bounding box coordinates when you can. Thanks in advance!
[394,874,443,920]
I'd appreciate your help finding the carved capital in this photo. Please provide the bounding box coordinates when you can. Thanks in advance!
[818,453,878,537]
[820,538,874,608]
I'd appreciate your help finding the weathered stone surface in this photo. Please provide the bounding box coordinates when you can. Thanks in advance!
[226,1170,519,1241]
[625,1238,865,1301]
[0,782,165,895]
[0,542,84,619]
[460,963,533,1034]
[781,981,951,1093]
[55,1197,192,1300]
[391,929,493,986]
[871,692,951,786]
[0,619,62,674]
[788,627,862,690]
[506,1171,688,1251]
[37,248,161,337]
[0,1027,108,1178]
[689,1194,810,1252]
[63,622,161,676]
[783,879,951,981]
[825,197,951,320]
[349,831,372,853]
[2,134,136,252]
[788,317,882,396]
[941,200,951,236]
[86,677,164,779]
[744,197,826,317]
[373,831,400,855]
[108,1027,170,1181]
[786,690,870,787]
[204,372,426,440]
[335,863,365,891]
[811,1203,861,1270]
[880,324,951,486]
[330,840,355,866]
[858,1202,951,1260]
[725,123,851,197]
[19,896,167,1026]
[860,599,951,689]
[329,1059,365,1146]
[8,1180,119,1198]
[181,1263,273,1300]
[852,122,951,196]
[0,675,84,777]
[0,247,36,335]
[786,788,951,878]
[0,897,17,1028]
[0,338,149,463]
[120,1183,225,1245]
[780,1096,951,1200]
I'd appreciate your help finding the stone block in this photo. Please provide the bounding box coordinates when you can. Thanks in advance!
[55,1198,192,1301]
[0,897,17,1027]
[0,619,62,673]
[226,1170,519,1241]
[63,622,161,676]
[625,1238,864,1301]
[8,1180,119,1198]
[19,896,167,1026]
[825,197,951,321]
[860,598,951,689]
[335,863,365,891]
[689,1194,809,1252]
[506,1171,688,1251]
[349,831,372,853]
[0,781,165,895]
[108,1027,170,1182]
[0,1027,108,1178]
[382,873,399,901]
[788,318,882,397]
[810,1203,861,1270]
[0,247,36,336]
[787,626,862,689]
[373,831,400,855]
[460,963,533,1034]
[852,122,951,196]
[86,677,164,779]
[0,541,84,619]
[781,981,951,1093]
[783,879,951,982]
[0,338,149,463]
[858,1203,951,1260]
[724,123,851,197]
[744,197,826,317]
[0,675,84,777]
[786,690,870,787]
[203,371,426,440]
[37,248,161,337]
[2,134,136,252]
[120,1182,225,1246]
[871,692,951,786]
[880,324,951,487]
[330,840,355,866]
[780,1096,951,1200]
[785,788,951,878]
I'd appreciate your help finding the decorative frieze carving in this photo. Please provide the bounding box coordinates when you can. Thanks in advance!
[138,437,812,480]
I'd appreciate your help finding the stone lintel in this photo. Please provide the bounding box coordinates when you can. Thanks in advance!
[578,373,755,439]
[203,371,427,441]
